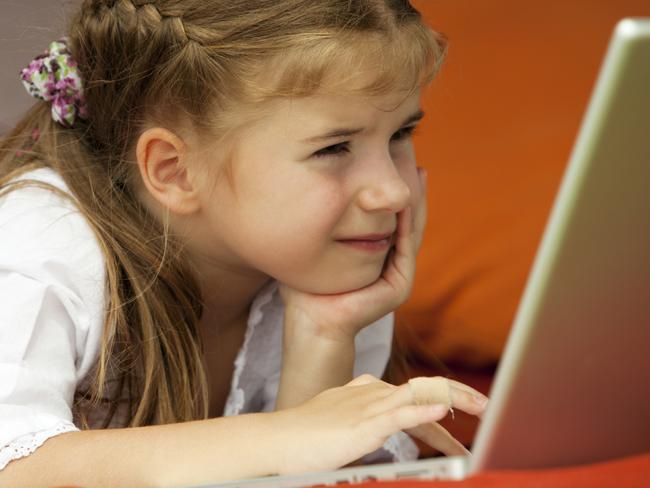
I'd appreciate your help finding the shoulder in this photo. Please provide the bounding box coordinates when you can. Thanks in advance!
[0,168,110,464]
[0,167,106,330]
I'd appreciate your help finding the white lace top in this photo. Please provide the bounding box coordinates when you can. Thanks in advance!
[0,168,419,472]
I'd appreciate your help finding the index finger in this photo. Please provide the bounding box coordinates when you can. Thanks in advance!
[368,377,489,419]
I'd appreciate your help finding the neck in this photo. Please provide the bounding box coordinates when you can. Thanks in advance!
[189,253,272,333]
[134,185,272,332]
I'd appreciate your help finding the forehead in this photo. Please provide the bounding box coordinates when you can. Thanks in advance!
[250,89,422,140]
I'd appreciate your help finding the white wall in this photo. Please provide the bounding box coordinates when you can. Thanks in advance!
[0,1,74,134]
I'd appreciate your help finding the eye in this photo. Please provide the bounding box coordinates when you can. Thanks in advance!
[391,125,418,142]
[311,125,418,159]
[313,142,350,159]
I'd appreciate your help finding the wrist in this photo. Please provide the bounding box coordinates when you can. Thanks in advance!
[276,336,355,410]
[283,305,357,344]
[281,329,355,375]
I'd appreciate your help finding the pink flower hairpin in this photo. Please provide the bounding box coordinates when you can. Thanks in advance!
[20,37,88,128]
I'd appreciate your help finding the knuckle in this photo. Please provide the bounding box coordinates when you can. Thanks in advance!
[359,373,377,382]
[360,401,379,419]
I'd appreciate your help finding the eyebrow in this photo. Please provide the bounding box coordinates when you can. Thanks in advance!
[301,109,425,144]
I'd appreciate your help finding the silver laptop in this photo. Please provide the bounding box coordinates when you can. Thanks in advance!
[190,17,650,487]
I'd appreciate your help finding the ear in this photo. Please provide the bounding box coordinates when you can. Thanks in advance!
[135,127,201,215]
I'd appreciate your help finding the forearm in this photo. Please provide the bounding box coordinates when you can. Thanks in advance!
[0,413,280,488]
[275,319,355,410]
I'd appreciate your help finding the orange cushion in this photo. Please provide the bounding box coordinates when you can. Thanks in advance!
[398,0,650,367]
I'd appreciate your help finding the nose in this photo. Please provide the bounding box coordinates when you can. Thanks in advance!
[356,156,411,213]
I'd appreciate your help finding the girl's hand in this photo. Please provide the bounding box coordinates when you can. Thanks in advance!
[271,373,489,475]
[279,167,428,343]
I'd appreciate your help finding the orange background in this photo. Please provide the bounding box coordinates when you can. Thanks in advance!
[399,1,650,368]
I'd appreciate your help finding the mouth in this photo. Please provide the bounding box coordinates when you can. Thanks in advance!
[335,232,394,252]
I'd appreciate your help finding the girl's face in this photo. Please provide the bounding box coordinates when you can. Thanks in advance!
[195,89,424,294]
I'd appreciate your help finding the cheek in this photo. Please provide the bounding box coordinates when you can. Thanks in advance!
[244,178,347,259]
[282,186,347,250]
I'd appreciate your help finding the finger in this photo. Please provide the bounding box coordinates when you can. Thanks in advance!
[414,167,428,251]
[381,206,416,292]
[346,373,381,387]
[417,166,428,188]
[364,382,433,417]
[409,377,488,417]
[369,378,487,418]
[410,377,487,418]
[448,383,489,419]
[405,422,471,457]
[445,379,489,417]
[409,377,451,405]
[446,379,486,398]
[397,205,413,251]
[368,403,448,441]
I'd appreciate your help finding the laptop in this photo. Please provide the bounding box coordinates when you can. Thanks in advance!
[190,17,650,487]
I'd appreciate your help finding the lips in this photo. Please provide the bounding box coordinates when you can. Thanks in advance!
[337,232,394,242]
[335,231,395,253]
[336,233,393,252]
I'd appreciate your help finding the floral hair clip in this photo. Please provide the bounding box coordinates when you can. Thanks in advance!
[20,37,88,129]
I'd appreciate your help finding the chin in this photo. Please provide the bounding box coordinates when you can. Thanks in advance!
[301,267,383,295]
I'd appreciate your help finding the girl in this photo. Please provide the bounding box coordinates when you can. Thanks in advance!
[0,1,489,486]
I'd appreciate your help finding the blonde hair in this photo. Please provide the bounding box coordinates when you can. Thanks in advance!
[0,0,447,428]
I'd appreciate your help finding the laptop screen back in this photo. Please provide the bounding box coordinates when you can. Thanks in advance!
[470,18,650,473]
